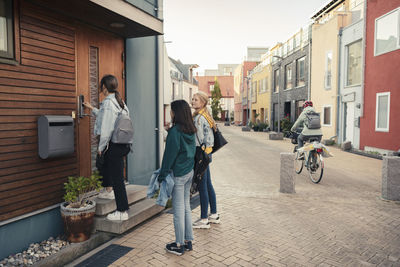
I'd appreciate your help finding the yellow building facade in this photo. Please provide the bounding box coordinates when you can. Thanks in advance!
[311,1,351,140]
[250,56,272,125]
[233,64,243,124]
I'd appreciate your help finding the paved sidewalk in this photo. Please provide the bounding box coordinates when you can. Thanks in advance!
[106,126,399,266]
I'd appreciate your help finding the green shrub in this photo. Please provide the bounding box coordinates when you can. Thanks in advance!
[64,171,103,208]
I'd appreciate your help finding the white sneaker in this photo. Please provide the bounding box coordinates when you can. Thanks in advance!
[98,190,115,199]
[107,211,128,221]
[208,214,220,224]
[192,218,210,229]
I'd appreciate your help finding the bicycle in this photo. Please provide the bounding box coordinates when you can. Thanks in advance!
[290,131,324,184]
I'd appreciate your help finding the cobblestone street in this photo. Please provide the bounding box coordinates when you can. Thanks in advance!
[108,126,400,266]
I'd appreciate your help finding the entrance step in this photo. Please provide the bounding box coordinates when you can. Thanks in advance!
[95,185,147,216]
[94,198,165,234]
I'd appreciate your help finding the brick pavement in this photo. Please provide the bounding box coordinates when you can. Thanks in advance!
[109,126,400,266]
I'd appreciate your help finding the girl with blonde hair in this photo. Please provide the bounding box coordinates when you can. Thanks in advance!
[191,91,220,229]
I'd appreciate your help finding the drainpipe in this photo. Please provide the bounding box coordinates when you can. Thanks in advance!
[360,0,367,118]
[336,28,343,143]
[307,32,312,100]
[155,0,164,168]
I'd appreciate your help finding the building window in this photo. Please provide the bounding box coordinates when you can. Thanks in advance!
[302,26,310,47]
[274,69,280,93]
[208,82,214,94]
[375,8,400,56]
[323,106,332,126]
[294,32,301,50]
[375,92,390,132]
[295,100,304,119]
[347,40,362,86]
[223,67,232,75]
[325,51,332,89]
[284,63,292,89]
[287,38,293,55]
[283,43,287,57]
[0,0,14,59]
[296,57,305,87]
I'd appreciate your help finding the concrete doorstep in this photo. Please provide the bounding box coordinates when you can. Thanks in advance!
[34,185,165,266]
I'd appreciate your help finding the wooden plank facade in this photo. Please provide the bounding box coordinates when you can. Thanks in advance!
[0,0,125,222]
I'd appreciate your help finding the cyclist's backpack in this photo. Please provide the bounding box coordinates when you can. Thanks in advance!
[305,111,321,129]
[111,102,134,144]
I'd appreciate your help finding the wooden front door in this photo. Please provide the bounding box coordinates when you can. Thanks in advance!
[76,26,125,177]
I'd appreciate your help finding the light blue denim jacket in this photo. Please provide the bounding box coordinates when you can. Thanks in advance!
[147,169,175,207]
[193,114,214,147]
[92,94,129,153]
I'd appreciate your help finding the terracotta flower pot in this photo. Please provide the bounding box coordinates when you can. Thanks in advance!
[60,200,96,243]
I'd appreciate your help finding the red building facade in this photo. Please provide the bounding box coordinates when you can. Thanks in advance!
[196,75,234,121]
[236,62,257,125]
[360,0,400,152]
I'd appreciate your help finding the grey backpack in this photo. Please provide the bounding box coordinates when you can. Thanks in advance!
[111,102,134,144]
[305,111,321,129]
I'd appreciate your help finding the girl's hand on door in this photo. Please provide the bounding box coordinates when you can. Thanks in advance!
[83,102,94,110]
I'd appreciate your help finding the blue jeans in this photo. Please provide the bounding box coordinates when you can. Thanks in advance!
[199,165,217,219]
[172,170,194,245]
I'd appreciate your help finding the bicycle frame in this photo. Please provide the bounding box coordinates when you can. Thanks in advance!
[295,141,325,183]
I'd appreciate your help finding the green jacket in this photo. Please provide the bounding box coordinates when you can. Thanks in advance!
[291,106,323,136]
[159,125,196,180]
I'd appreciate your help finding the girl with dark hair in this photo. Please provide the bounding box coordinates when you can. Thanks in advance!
[84,74,131,221]
[158,100,196,255]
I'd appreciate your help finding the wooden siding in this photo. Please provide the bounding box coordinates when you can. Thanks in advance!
[0,2,78,221]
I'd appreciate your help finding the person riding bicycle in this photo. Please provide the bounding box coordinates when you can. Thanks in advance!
[291,101,323,158]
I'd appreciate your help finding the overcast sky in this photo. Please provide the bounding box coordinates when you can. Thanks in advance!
[163,0,329,74]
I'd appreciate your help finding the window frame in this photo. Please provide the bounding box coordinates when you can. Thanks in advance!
[375,92,390,132]
[296,56,306,87]
[346,40,362,87]
[374,8,400,57]
[0,0,14,60]
[284,63,293,90]
[325,51,332,90]
[273,69,280,93]
[322,105,332,126]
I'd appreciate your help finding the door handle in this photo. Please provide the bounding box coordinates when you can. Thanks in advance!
[77,95,90,118]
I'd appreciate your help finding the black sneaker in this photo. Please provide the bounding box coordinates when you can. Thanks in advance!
[184,241,193,251]
[165,242,184,256]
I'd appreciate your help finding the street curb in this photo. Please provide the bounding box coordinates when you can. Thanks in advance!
[348,149,383,160]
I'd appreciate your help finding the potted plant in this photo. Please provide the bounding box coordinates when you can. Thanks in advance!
[60,172,102,243]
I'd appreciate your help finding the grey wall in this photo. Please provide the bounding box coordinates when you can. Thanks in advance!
[271,45,310,130]
[338,19,364,148]
[126,36,159,185]
[0,207,63,259]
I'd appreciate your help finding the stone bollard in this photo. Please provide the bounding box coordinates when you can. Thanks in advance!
[382,156,400,201]
[280,152,295,193]
[269,132,284,140]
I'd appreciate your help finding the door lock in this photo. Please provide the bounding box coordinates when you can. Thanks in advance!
[77,95,90,118]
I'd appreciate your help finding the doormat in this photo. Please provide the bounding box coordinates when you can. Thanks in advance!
[75,244,133,267]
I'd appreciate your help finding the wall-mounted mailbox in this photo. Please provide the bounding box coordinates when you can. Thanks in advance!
[38,115,74,159]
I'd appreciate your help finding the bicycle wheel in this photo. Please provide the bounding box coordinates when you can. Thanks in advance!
[294,148,304,174]
[308,152,324,183]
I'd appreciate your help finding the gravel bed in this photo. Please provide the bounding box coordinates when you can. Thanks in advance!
[0,236,69,266]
